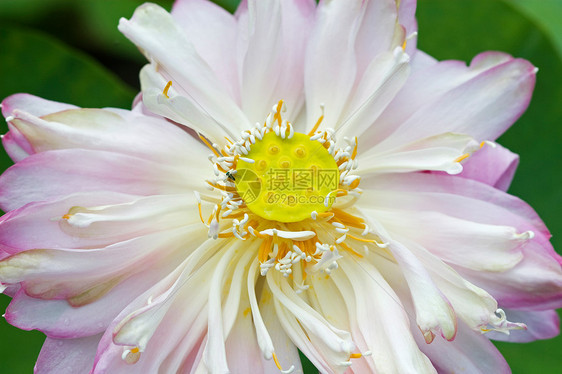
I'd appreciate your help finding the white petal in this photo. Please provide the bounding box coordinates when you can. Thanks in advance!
[333,257,436,373]
[247,258,276,360]
[119,3,250,139]
[203,241,251,373]
[385,238,457,341]
[239,0,315,121]
[372,52,536,148]
[267,270,354,372]
[337,48,410,139]
[171,0,240,102]
[371,209,526,272]
[357,132,479,174]
[305,0,362,131]
[257,286,303,374]
[354,0,401,75]
[140,66,242,141]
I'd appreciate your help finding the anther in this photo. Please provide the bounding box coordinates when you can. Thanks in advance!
[272,352,295,374]
[122,347,141,364]
[454,153,470,163]
[163,81,173,98]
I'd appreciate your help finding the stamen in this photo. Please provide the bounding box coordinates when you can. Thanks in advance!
[217,232,234,238]
[194,100,369,277]
[162,80,172,99]
[273,100,284,127]
[514,230,535,240]
[272,352,295,374]
[402,31,418,51]
[351,137,358,159]
[122,347,141,365]
[195,191,208,227]
[339,241,364,258]
[480,140,497,149]
[307,104,325,136]
[199,134,221,158]
[350,350,372,359]
[347,234,376,243]
[259,236,274,263]
[259,229,316,241]
[454,153,470,163]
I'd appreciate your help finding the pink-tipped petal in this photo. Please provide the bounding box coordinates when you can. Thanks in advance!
[2,94,77,119]
[486,309,560,343]
[457,143,519,191]
[35,334,101,374]
[0,192,138,252]
[360,173,562,310]
[2,124,34,162]
[305,0,362,131]
[239,0,315,122]
[119,3,250,140]
[0,149,202,212]
[7,106,210,166]
[332,257,436,373]
[414,319,510,374]
[364,52,536,149]
[354,0,400,75]
[171,0,240,102]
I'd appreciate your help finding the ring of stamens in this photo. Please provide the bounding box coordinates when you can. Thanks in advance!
[197,100,389,280]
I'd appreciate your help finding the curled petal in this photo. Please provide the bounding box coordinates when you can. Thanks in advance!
[119,3,250,140]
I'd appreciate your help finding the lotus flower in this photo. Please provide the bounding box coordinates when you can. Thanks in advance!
[1,0,561,373]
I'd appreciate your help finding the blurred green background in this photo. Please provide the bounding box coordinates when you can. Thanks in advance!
[0,0,560,372]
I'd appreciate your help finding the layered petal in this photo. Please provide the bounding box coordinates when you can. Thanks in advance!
[238,0,315,121]
[304,0,363,131]
[0,224,206,304]
[360,173,562,310]
[332,257,436,373]
[486,309,560,343]
[372,209,527,272]
[171,0,240,102]
[354,0,403,75]
[362,52,536,149]
[119,3,251,140]
[3,97,209,167]
[0,192,137,252]
[336,48,410,140]
[257,284,303,373]
[0,149,201,212]
[357,132,479,175]
[93,239,223,372]
[456,143,519,191]
[267,270,355,373]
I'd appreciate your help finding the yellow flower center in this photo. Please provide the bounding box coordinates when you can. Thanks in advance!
[234,132,339,222]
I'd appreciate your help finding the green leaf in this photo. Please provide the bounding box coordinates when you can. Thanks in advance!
[502,0,562,62]
[0,296,45,374]
[0,24,136,108]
